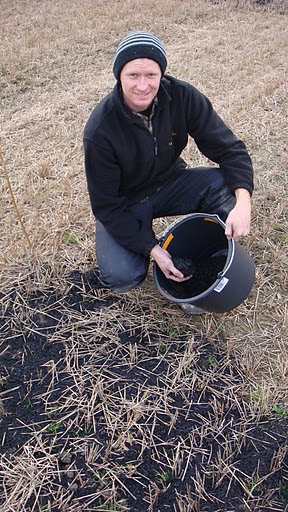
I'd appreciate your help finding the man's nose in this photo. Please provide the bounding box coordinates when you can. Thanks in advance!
[136,77,148,90]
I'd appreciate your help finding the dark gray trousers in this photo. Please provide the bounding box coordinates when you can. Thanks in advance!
[96,167,236,292]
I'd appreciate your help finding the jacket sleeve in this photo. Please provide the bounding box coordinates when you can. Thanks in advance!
[84,137,158,256]
[185,85,254,195]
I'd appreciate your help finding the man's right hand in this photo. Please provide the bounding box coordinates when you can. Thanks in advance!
[150,245,192,282]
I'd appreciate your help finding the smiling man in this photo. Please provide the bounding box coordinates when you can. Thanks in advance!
[120,59,161,112]
[83,31,253,314]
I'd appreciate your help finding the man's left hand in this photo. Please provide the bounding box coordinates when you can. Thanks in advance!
[225,188,251,240]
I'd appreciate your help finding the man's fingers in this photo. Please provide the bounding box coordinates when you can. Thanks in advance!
[166,270,193,282]
[166,269,183,280]
[225,223,233,240]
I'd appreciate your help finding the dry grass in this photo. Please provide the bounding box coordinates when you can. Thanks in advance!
[1,0,288,511]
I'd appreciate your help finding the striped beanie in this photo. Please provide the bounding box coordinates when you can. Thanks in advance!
[113,31,167,81]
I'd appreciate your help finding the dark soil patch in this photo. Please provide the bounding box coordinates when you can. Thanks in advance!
[0,270,287,511]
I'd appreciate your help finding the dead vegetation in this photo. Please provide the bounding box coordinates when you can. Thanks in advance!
[0,0,287,511]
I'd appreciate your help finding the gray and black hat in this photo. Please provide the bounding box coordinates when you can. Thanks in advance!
[113,31,167,81]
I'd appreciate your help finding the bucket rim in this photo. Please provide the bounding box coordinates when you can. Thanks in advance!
[159,212,225,240]
[154,212,235,303]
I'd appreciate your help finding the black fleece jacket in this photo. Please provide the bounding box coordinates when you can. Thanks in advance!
[84,75,253,256]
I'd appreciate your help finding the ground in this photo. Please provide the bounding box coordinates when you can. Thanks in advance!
[1,269,287,511]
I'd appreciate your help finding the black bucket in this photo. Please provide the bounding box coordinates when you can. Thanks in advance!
[153,213,255,313]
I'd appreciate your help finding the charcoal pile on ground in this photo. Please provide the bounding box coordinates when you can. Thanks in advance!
[170,254,227,298]
[0,278,287,512]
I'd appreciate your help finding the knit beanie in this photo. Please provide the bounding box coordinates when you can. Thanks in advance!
[113,31,167,81]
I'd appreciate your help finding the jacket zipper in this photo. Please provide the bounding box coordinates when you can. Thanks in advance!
[154,136,158,156]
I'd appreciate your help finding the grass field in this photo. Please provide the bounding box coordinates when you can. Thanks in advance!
[0,0,287,511]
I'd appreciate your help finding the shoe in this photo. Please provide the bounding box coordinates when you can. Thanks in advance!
[180,303,205,315]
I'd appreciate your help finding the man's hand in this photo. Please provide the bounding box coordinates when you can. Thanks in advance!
[150,245,192,282]
[225,188,251,240]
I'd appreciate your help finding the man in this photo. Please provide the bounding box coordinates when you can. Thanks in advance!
[83,31,253,313]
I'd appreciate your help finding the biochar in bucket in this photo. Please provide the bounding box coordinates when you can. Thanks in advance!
[171,253,228,299]
[153,213,255,313]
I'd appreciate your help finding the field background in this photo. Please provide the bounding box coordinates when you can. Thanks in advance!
[1,1,287,511]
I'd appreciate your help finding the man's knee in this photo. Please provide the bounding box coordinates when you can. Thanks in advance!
[96,241,149,292]
[99,263,148,293]
[215,194,236,221]
[199,169,236,220]
[95,219,149,292]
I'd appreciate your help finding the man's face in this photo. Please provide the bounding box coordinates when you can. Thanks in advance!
[120,58,161,112]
